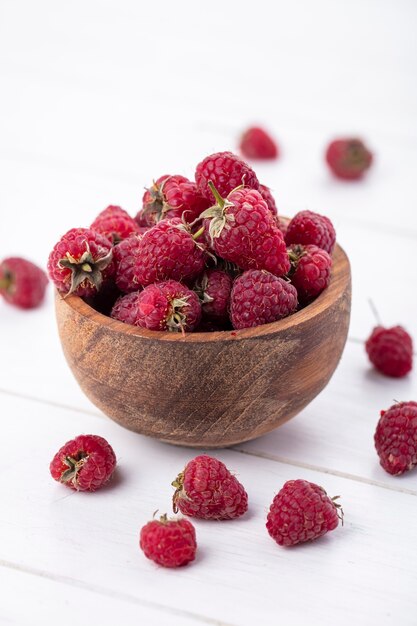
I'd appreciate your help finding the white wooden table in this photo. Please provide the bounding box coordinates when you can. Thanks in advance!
[1,2,416,624]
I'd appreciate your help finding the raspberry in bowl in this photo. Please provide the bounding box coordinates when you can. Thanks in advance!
[51,154,351,448]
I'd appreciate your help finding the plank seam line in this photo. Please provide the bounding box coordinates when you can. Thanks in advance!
[232,448,417,497]
[0,559,235,626]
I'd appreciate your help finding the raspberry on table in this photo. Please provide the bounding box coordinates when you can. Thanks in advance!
[325,138,373,180]
[201,183,290,277]
[50,434,116,491]
[193,269,233,323]
[266,479,342,546]
[133,218,207,287]
[172,454,248,520]
[288,244,332,302]
[0,257,48,309]
[90,205,139,244]
[374,401,417,475]
[195,151,260,201]
[113,234,142,293]
[365,325,413,378]
[239,126,279,160]
[111,280,201,332]
[230,269,298,329]
[47,228,114,297]
[259,184,278,215]
[285,210,336,254]
[140,514,197,568]
[139,175,209,226]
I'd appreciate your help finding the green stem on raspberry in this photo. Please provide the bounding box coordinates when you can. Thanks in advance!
[208,180,225,208]
[192,226,205,241]
[0,276,11,291]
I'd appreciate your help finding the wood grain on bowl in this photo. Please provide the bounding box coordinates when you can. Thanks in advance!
[55,243,351,448]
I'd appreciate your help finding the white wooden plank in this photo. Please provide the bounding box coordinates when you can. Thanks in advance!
[0,564,225,626]
[0,393,415,626]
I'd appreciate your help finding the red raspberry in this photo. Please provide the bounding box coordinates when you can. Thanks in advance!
[140,514,197,568]
[365,326,413,378]
[266,480,342,546]
[111,280,201,332]
[285,210,336,254]
[288,244,332,302]
[90,205,139,243]
[326,138,373,180]
[276,216,288,238]
[230,270,298,330]
[201,184,290,277]
[194,269,233,322]
[239,126,278,160]
[50,434,116,491]
[0,257,48,309]
[259,184,278,215]
[195,151,259,201]
[113,234,142,293]
[134,218,206,287]
[47,228,114,297]
[172,455,248,520]
[374,401,417,475]
[138,175,209,226]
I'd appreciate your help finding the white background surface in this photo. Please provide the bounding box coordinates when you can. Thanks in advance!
[1,1,417,624]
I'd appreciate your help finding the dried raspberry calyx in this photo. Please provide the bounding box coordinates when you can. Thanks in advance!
[142,177,170,223]
[60,452,89,487]
[193,273,214,304]
[171,471,185,513]
[330,494,344,525]
[58,244,113,295]
[287,244,307,266]
[165,296,191,333]
[199,181,237,241]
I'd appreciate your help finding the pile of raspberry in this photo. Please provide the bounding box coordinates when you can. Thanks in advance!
[48,151,336,332]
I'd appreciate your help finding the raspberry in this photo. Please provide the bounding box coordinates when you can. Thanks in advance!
[375,402,417,475]
[266,480,342,546]
[276,217,288,238]
[90,205,139,243]
[195,151,259,201]
[285,210,336,254]
[0,257,48,309]
[140,514,197,568]
[50,434,116,491]
[326,138,373,180]
[230,270,298,329]
[201,184,290,276]
[365,326,413,378]
[288,244,332,302]
[134,218,206,287]
[113,234,142,293]
[259,184,278,215]
[239,126,278,160]
[172,455,248,520]
[111,280,201,332]
[194,269,233,322]
[139,175,209,226]
[47,228,114,297]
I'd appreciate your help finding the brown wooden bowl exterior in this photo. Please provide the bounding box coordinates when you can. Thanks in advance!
[55,243,351,448]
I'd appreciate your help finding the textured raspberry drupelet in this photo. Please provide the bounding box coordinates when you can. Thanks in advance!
[195,151,259,201]
[230,270,298,330]
[0,257,48,309]
[194,269,233,323]
[133,218,206,287]
[113,234,142,293]
[276,217,288,238]
[47,228,114,297]
[50,434,116,491]
[259,184,278,215]
[172,455,248,520]
[326,138,373,180]
[266,479,342,546]
[365,326,413,378]
[288,244,332,302]
[90,205,139,243]
[139,175,210,226]
[239,126,278,160]
[374,401,417,475]
[140,515,197,568]
[201,184,290,277]
[285,210,336,254]
[111,280,201,332]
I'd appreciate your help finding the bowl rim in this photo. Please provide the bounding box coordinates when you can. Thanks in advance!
[56,242,350,344]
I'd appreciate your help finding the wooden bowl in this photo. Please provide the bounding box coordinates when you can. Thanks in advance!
[55,243,351,448]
